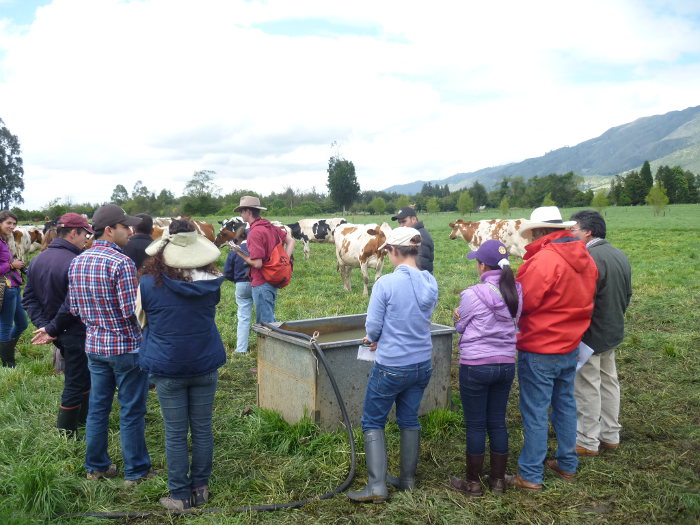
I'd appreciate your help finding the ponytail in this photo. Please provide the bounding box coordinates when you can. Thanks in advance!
[498,266,519,318]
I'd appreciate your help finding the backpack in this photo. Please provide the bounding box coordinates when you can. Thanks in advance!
[260,242,293,288]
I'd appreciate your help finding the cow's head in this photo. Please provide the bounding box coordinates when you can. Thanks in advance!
[214,218,246,247]
[312,220,331,240]
[449,219,478,242]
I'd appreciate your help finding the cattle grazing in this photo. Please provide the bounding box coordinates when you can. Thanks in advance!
[448,219,531,258]
[285,218,348,259]
[334,222,393,296]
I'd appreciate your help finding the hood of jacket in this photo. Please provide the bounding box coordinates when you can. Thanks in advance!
[473,270,521,321]
[161,273,225,298]
[524,229,591,274]
[396,264,438,311]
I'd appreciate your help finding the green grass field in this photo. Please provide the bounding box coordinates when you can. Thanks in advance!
[1,204,699,524]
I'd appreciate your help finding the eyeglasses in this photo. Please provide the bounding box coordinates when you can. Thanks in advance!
[81,227,93,239]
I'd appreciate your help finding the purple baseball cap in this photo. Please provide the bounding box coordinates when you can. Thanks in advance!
[466,239,509,267]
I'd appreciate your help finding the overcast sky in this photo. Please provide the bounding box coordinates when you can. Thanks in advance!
[1,0,699,210]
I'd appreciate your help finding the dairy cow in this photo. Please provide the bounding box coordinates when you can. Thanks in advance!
[448,218,531,258]
[286,218,347,260]
[214,216,246,247]
[334,222,392,296]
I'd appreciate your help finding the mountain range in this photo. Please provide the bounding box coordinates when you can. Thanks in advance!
[384,105,700,195]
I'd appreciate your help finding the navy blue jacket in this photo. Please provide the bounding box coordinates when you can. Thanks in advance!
[123,233,153,270]
[223,241,250,283]
[22,238,86,337]
[139,273,226,377]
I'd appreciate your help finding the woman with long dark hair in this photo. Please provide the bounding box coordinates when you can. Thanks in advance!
[0,210,28,367]
[450,239,522,496]
[138,219,225,511]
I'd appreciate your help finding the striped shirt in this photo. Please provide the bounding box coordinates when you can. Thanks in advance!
[68,240,142,356]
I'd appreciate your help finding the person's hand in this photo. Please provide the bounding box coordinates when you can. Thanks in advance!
[362,336,378,351]
[11,259,25,269]
[453,308,460,322]
[31,327,56,345]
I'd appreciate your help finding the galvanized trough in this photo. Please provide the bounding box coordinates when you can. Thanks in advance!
[253,314,455,431]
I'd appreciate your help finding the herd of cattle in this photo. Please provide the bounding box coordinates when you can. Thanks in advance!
[9,216,536,295]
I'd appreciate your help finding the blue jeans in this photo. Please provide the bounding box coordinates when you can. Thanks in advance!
[361,360,433,431]
[151,372,218,500]
[459,363,515,455]
[517,349,578,484]
[235,282,253,352]
[0,286,28,341]
[252,282,277,324]
[85,353,151,480]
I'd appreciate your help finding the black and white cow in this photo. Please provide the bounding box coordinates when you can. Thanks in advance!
[285,218,347,259]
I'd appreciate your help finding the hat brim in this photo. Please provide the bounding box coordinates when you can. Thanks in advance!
[145,233,221,269]
[466,251,479,260]
[519,220,576,233]
[120,216,143,227]
[234,205,267,212]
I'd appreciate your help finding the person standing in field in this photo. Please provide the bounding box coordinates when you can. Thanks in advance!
[223,225,253,353]
[68,204,157,484]
[123,213,154,270]
[232,196,295,323]
[348,227,438,504]
[138,219,226,511]
[0,210,28,367]
[449,239,522,496]
[23,213,93,436]
[569,210,632,456]
[391,206,434,273]
[506,206,597,492]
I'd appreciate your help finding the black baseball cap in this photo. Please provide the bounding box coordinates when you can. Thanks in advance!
[92,205,142,230]
[391,206,417,221]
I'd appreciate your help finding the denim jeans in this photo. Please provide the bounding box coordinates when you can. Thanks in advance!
[517,349,578,484]
[252,282,277,324]
[85,352,151,480]
[361,360,433,432]
[459,363,515,455]
[55,333,91,408]
[151,371,218,500]
[0,286,28,341]
[235,282,253,352]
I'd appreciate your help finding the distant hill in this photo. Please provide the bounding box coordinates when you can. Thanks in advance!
[384,105,700,195]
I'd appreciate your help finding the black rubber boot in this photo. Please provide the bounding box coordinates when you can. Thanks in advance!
[388,428,421,490]
[347,430,388,503]
[57,405,81,437]
[0,338,18,368]
[78,391,90,426]
[488,452,508,494]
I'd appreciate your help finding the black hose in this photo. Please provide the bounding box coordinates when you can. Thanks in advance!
[75,322,357,519]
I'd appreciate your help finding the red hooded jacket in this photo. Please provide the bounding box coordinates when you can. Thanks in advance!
[516,229,598,354]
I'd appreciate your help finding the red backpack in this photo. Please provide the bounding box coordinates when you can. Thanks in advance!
[260,242,293,288]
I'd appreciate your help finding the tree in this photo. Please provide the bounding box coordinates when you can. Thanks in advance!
[457,191,474,215]
[184,170,221,198]
[111,184,129,205]
[645,184,669,215]
[640,160,653,191]
[468,181,488,207]
[0,118,25,210]
[368,197,387,215]
[394,195,410,209]
[499,196,510,217]
[426,197,440,214]
[327,155,360,213]
[541,193,556,206]
[591,190,609,212]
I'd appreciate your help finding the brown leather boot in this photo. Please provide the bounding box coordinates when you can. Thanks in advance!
[449,453,484,497]
[488,452,508,494]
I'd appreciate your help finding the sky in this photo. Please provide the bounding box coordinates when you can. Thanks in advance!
[1,0,699,210]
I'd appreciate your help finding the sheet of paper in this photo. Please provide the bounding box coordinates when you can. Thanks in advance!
[576,341,596,372]
[357,344,376,362]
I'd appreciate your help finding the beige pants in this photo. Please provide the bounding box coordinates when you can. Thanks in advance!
[574,350,622,450]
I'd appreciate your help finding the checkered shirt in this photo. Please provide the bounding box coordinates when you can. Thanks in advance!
[68,240,142,356]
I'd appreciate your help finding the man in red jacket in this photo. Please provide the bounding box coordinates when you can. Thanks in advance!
[506,207,598,492]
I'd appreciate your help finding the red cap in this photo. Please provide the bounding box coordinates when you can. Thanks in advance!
[58,212,94,234]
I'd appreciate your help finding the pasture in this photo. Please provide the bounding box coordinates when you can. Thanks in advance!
[1,205,698,524]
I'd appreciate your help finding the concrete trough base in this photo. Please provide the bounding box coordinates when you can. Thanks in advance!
[253,314,455,431]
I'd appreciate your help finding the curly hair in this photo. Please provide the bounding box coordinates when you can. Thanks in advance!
[139,219,220,287]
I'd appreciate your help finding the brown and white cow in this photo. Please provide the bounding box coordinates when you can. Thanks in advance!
[11,226,43,260]
[214,216,246,247]
[150,218,215,243]
[334,222,393,296]
[448,219,531,258]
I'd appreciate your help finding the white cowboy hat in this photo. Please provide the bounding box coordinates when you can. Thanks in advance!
[519,206,576,232]
[145,231,220,269]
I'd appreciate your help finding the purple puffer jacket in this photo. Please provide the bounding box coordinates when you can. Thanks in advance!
[455,270,523,365]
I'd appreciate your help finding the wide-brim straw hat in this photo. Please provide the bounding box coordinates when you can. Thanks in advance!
[145,231,220,269]
[519,206,576,233]
[234,195,267,212]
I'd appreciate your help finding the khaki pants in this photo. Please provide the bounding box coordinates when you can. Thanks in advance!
[574,350,622,450]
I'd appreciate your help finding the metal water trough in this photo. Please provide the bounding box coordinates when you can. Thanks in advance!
[253,314,455,430]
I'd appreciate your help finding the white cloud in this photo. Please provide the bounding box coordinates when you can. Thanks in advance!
[0,0,698,209]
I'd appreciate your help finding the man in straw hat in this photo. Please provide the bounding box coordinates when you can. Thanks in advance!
[67,205,158,484]
[506,206,598,492]
[232,196,295,323]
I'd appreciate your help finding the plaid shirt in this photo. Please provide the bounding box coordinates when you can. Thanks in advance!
[68,240,142,356]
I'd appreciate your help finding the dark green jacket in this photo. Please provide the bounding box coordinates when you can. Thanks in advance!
[582,239,632,353]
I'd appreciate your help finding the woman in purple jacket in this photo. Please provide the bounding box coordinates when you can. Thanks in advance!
[449,239,522,497]
[0,210,28,367]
